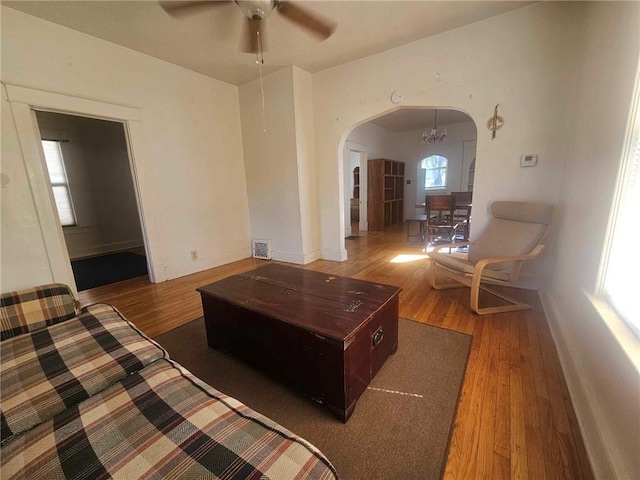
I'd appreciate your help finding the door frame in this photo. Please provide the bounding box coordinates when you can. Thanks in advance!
[344,141,368,236]
[4,83,164,294]
[461,140,477,192]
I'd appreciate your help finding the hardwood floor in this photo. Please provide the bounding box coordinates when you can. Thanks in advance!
[78,227,593,480]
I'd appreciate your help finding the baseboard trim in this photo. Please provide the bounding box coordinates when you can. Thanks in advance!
[302,249,320,264]
[69,239,144,260]
[271,251,305,265]
[320,248,348,262]
[538,289,614,479]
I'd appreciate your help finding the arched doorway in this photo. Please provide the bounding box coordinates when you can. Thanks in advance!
[341,108,477,247]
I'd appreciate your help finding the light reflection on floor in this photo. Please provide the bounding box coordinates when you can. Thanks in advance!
[389,254,430,264]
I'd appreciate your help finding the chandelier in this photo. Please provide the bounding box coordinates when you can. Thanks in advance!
[422,109,447,144]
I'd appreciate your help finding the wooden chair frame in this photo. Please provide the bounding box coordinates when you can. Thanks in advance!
[429,241,545,315]
[451,191,472,240]
[425,194,458,246]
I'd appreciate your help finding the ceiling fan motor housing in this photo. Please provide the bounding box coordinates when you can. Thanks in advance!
[235,0,276,21]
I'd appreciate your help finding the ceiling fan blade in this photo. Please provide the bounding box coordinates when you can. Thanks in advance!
[242,18,266,54]
[159,1,230,18]
[276,1,336,40]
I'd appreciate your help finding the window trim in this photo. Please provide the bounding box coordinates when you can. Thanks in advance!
[596,62,640,337]
[422,155,448,190]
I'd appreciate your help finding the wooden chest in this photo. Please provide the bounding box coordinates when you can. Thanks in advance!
[197,264,401,421]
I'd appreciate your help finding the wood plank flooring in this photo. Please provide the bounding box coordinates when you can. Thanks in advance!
[78,227,593,480]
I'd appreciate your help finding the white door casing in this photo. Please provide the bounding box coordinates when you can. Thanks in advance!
[3,83,164,294]
[345,141,368,234]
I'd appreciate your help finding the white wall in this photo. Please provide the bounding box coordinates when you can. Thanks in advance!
[314,2,583,261]
[292,66,320,263]
[345,122,398,160]
[0,6,251,290]
[36,111,144,260]
[1,87,54,288]
[239,67,303,263]
[239,66,320,264]
[542,2,640,478]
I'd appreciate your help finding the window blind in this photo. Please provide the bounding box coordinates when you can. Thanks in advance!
[41,140,76,227]
[603,110,640,334]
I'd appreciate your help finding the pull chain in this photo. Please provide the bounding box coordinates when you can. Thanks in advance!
[256,29,267,134]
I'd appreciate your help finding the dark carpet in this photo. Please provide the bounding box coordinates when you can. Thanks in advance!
[345,235,361,240]
[154,317,471,480]
[71,251,148,291]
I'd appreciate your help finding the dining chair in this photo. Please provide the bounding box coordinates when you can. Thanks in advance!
[452,191,473,240]
[424,194,458,246]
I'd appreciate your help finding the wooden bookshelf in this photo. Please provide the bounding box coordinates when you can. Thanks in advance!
[368,158,405,230]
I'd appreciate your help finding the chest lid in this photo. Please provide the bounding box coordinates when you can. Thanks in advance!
[197,264,401,343]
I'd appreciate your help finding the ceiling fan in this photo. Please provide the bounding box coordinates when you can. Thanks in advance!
[160,0,336,54]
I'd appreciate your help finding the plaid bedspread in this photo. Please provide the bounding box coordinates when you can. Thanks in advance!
[0,304,167,444]
[1,358,339,480]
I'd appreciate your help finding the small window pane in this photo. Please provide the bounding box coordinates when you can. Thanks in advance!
[425,169,447,188]
[41,140,76,227]
[42,140,66,184]
[51,186,75,226]
[422,155,448,189]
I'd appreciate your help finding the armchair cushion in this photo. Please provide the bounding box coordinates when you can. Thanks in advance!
[467,201,553,281]
[468,220,547,280]
[490,201,554,224]
[428,251,511,282]
[0,284,78,342]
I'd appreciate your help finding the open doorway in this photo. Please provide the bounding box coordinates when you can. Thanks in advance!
[343,108,477,248]
[346,149,365,238]
[35,111,148,291]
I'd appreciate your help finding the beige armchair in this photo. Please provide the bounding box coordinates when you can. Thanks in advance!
[428,201,553,315]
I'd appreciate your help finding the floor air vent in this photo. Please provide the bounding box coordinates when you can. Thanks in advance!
[252,239,272,260]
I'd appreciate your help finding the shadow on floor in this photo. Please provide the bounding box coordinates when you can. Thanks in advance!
[72,251,148,291]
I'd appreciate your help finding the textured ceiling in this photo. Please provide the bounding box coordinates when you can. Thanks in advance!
[2,1,532,85]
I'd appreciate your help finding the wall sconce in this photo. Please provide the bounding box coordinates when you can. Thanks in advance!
[487,104,504,140]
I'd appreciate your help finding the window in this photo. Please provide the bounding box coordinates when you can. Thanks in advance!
[601,75,640,335]
[422,155,447,190]
[41,140,76,227]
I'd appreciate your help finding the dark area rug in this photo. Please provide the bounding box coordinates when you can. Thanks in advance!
[71,251,148,291]
[154,317,471,480]
[345,235,360,240]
